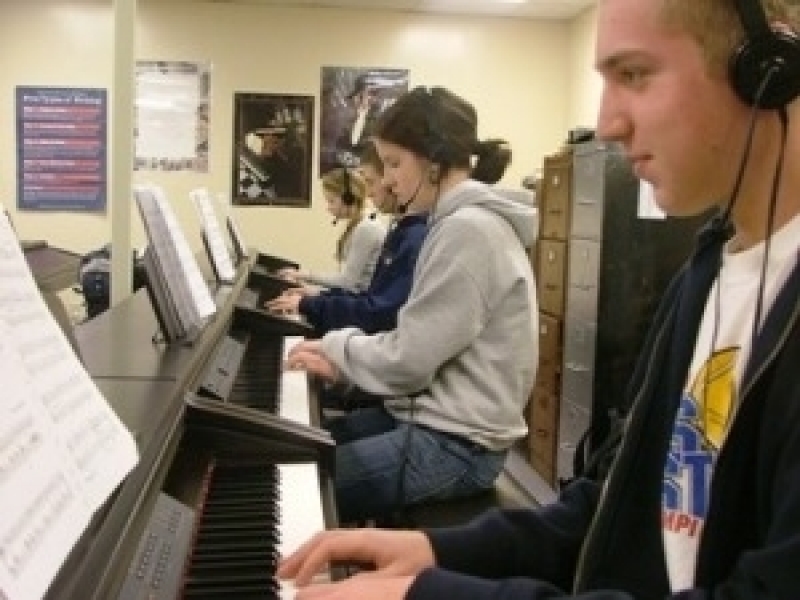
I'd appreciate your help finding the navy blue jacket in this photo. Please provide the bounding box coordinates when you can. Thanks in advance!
[409,217,800,599]
[299,213,428,336]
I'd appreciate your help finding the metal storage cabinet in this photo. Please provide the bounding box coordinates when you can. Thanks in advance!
[557,140,709,483]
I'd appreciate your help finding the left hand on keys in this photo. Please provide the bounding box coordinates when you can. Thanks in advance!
[286,340,339,383]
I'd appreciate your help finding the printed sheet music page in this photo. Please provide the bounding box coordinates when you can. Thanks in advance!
[189,188,236,283]
[0,213,138,599]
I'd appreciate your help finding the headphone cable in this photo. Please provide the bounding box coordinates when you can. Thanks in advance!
[720,63,780,226]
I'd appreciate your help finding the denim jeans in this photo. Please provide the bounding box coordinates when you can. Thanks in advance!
[324,406,508,523]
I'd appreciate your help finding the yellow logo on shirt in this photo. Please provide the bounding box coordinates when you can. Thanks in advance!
[689,348,738,450]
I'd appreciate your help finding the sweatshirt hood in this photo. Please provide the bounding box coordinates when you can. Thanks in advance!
[431,179,538,248]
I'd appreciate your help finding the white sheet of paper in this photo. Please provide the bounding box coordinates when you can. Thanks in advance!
[134,184,217,336]
[0,213,138,599]
[190,188,236,283]
[637,179,667,220]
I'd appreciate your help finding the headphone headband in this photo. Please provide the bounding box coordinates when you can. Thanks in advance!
[729,0,800,108]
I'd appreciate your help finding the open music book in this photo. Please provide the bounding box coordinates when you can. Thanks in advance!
[0,212,139,600]
[134,184,217,342]
[189,188,236,284]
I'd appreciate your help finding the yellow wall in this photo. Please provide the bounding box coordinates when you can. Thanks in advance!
[1,0,599,276]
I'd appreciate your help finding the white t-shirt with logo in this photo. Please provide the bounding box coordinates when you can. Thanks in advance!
[662,214,800,591]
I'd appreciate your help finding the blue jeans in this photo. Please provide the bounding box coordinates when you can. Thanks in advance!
[324,406,508,523]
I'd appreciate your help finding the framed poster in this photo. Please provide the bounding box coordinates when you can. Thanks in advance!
[16,86,107,212]
[319,67,409,176]
[232,93,313,207]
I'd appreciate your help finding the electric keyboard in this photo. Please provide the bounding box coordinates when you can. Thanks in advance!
[43,253,337,600]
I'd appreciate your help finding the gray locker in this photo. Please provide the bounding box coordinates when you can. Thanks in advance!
[556,140,710,484]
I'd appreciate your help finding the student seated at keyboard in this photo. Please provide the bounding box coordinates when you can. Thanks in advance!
[275,167,386,293]
[265,141,428,336]
[284,86,538,524]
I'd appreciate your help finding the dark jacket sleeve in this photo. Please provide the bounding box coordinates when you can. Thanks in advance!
[406,479,602,600]
[299,216,427,335]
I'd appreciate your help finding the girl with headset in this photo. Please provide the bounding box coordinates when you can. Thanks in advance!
[283,85,538,526]
[276,167,385,293]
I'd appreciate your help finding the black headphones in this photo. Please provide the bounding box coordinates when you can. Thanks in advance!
[341,166,356,206]
[730,0,800,108]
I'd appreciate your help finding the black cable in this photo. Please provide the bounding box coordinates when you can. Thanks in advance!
[751,107,788,344]
[704,65,787,423]
[720,63,781,226]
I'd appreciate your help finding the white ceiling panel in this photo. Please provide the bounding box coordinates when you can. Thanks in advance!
[192,0,597,20]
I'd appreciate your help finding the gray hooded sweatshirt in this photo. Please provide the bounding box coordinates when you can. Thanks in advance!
[321,179,539,450]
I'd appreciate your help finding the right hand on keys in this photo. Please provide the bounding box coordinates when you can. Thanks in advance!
[277,528,435,595]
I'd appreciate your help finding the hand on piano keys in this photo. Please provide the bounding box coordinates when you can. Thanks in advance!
[277,528,433,600]
[285,339,340,384]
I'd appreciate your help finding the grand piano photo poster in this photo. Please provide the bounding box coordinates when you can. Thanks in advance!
[231,92,313,208]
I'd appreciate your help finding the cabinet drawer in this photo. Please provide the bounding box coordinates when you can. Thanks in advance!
[537,239,567,317]
[540,154,572,240]
[571,152,606,240]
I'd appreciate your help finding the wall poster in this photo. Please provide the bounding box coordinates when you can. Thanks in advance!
[231,92,313,207]
[16,86,107,212]
[134,61,210,173]
[319,67,409,176]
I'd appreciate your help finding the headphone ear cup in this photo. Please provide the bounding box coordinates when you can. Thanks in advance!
[729,31,800,109]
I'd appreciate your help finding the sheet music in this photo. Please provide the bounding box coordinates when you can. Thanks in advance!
[134,184,216,337]
[0,213,138,599]
[189,188,236,283]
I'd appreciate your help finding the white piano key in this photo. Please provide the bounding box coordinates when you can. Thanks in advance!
[280,336,312,425]
[278,462,329,599]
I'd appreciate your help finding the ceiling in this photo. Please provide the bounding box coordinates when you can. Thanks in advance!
[197,0,597,20]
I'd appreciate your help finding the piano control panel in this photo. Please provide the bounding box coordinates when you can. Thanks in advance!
[117,493,195,600]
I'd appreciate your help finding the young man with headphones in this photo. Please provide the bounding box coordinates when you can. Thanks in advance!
[275,166,386,293]
[267,142,428,336]
[277,0,800,598]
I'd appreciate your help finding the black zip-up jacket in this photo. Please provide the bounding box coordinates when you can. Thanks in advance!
[408,218,800,599]
[299,213,428,336]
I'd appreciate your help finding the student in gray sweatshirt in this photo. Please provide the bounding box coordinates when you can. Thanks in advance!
[286,86,539,524]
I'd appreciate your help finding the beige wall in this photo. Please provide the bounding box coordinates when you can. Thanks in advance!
[1,0,598,276]
[569,5,603,132]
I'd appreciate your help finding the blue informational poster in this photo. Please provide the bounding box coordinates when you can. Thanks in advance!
[16,86,107,212]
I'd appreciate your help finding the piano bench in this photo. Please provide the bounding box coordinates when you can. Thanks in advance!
[379,471,531,529]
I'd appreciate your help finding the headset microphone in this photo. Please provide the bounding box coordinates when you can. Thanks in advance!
[397,177,425,214]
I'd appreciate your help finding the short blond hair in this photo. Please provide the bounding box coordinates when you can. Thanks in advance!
[659,0,800,74]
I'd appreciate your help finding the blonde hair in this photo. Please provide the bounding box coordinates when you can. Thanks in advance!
[321,167,367,261]
[659,0,800,75]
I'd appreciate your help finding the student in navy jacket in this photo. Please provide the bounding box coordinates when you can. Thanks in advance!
[267,142,427,336]
[276,0,800,597]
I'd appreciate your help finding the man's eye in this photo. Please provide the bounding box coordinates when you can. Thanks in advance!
[620,67,646,86]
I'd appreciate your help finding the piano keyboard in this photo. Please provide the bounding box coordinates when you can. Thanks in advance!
[118,462,326,600]
[196,335,313,426]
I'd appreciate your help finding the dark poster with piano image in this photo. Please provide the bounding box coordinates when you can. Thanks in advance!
[232,92,313,207]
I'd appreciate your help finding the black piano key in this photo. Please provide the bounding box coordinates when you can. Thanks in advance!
[228,338,282,413]
[181,462,284,599]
